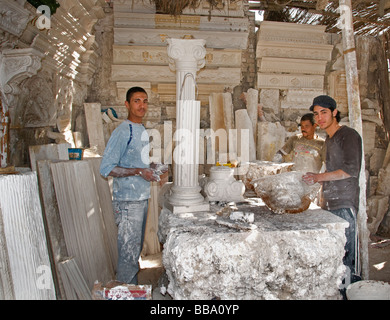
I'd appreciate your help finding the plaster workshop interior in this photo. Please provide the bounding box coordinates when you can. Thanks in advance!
[1,0,390,300]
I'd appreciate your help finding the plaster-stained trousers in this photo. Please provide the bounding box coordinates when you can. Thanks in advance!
[330,207,359,284]
[113,200,148,284]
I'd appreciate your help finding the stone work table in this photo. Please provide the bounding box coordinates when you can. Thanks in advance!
[158,199,348,300]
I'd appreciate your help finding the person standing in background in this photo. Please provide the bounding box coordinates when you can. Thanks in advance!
[273,113,325,173]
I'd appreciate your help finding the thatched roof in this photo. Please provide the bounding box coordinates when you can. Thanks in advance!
[249,0,390,37]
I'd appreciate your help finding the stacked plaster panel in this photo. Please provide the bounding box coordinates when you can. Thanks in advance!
[255,21,333,160]
[256,21,333,110]
[112,0,249,105]
[0,172,56,300]
[50,160,116,290]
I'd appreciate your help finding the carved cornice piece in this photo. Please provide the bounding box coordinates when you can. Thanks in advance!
[257,21,328,45]
[0,0,30,37]
[0,48,44,106]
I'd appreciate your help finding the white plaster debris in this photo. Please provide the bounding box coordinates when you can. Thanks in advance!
[159,204,348,300]
[160,284,167,296]
[229,211,254,224]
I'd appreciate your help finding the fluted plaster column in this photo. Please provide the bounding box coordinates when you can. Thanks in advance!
[166,38,209,212]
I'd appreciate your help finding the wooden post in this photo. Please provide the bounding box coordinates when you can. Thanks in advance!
[339,0,370,280]
[0,94,9,168]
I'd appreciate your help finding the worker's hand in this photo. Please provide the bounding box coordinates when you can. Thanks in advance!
[150,163,169,174]
[139,168,161,182]
[302,172,318,185]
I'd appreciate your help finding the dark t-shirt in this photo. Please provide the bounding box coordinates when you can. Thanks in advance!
[322,125,362,212]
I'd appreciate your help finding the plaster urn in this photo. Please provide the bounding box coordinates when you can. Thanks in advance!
[203,166,245,202]
[252,171,321,214]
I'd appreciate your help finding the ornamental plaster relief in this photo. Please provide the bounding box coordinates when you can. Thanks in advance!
[257,73,324,90]
[182,0,245,17]
[258,57,328,75]
[113,45,167,65]
[328,70,349,115]
[0,0,107,166]
[0,48,42,88]
[256,41,333,61]
[114,12,248,32]
[16,75,56,128]
[255,21,331,98]
[257,21,329,45]
[113,45,242,67]
[112,65,241,86]
[0,48,44,109]
[280,89,325,110]
[114,0,245,17]
[114,28,248,49]
[0,0,30,37]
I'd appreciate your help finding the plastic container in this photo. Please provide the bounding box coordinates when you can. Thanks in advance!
[68,148,84,160]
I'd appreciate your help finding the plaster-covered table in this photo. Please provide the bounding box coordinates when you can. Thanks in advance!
[158,199,348,300]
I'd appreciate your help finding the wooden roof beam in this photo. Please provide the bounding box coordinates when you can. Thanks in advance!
[316,0,330,10]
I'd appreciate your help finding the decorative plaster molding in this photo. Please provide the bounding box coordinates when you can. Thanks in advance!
[328,70,349,115]
[112,65,240,87]
[114,28,248,49]
[0,48,44,107]
[256,41,333,61]
[258,57,328,75]
[257,21,328,45]
[114,0,245,17]
[280,89,325,110]
[257,73,324,90]
[0,0,30,37]
[113,45,242,68]
[114,12,248,32]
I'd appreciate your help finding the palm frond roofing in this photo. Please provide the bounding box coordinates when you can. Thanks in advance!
[250,0,390,36]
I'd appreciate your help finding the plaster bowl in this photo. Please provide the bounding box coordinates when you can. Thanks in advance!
[252,171,321,214]
[346,280,390,300]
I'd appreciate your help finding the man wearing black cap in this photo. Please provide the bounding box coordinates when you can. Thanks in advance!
[302,95,362,289]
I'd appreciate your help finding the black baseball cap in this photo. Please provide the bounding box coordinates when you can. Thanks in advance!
[309,95,337,111]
